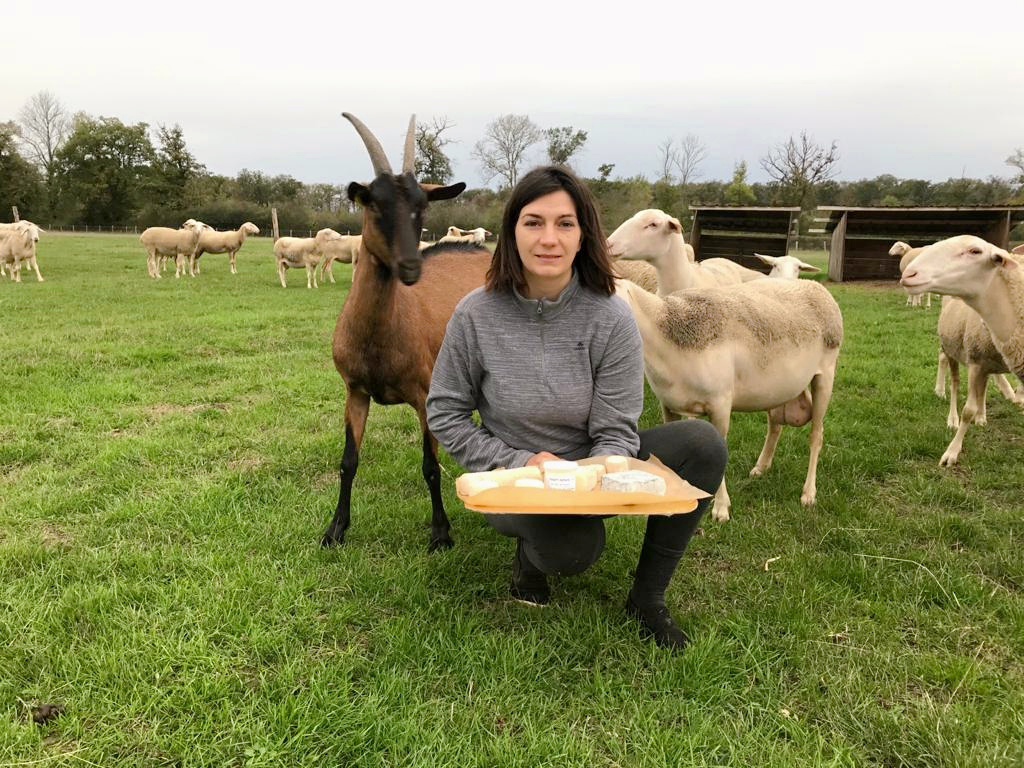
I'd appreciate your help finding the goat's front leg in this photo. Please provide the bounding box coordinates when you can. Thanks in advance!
[419,413,454,552]
[322,389,370,548]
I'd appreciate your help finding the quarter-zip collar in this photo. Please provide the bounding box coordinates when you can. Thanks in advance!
[512,271,580,321]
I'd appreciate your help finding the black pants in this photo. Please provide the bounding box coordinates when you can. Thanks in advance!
[486,419,728,577]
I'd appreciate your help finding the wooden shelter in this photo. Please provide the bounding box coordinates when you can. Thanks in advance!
[816,206,1024,282]
[689,207,801,272]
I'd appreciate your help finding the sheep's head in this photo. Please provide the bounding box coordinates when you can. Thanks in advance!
[607,209,684,263]
[901,235,1016,299]
[243,222,260,235]
[888,241,911,257]
[754,253,820,280]
[315,228,343,246]
[344,112,466,285]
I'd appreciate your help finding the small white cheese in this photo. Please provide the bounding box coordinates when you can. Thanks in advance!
[601,470,667,496]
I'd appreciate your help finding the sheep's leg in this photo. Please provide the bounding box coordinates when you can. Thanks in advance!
[935,351,948,399]
[925,292,932,309]
[660,404,681,423]
[12,255,22,283]
[801,364,837,507]
[994,374,1018,404]
[416,405,454,552]
[322,390,370,548]
[941,366,987,467]
[174,254,185,279]
[230,252,238,275]
[707,406,733,522]
[325,257,336,284]
[947,358,961,428]
[750,412,784,478]
[279,262,288,288]
[29,257,43,282]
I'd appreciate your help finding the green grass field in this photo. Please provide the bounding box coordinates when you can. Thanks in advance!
[1,234,1022,767]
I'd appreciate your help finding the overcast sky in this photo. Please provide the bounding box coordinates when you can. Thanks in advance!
[5,1,1023,189]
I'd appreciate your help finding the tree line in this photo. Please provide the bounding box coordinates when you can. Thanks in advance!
[3,91,1023,239]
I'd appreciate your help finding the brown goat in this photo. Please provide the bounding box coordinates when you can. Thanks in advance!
[321,113,491,551]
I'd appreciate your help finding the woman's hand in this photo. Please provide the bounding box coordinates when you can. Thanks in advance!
[527,451,562,468]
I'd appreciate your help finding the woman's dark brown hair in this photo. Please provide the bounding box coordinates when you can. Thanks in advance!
[486,165,616,296]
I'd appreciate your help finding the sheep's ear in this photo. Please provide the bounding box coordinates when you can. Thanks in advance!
[754,253,777,266]
[666,217,682,234]
[994,248,1018,269]
[799,261,820,273]
[422,182,466,202]
[348,182,372,207]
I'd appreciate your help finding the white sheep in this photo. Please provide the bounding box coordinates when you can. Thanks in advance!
[607,209,760,295]
[933,296,1023,459]
[753,253,820,280]
[463,227,493,245]
[902,235,1024,465]
[318,234,362,283]
[890,241,933,308]
[1011,244,1024,255]
[0,221,44,282]
[190,221,260,275]
[614,277,844,521]
[611,259,660,294]
[140,220,207,278]
[274,228,343,288]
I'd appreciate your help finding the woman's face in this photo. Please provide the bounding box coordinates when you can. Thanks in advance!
[514,189,582,300]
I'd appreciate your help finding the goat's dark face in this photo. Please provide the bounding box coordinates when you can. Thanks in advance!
[349,174,466,286]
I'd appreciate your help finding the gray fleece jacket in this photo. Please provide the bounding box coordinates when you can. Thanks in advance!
[426,273,644,472]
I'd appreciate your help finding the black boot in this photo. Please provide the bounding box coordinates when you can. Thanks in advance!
[625,593,689,651]
[510,538,550,606]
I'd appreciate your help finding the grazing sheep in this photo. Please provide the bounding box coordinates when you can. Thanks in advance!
[273,228,343,288]
[902,236,1024,465]
[321,113,491,552]
[191,221,260,275]
[607,209,760,295]
[754,253,820,280]
[0,221,44,282]
[140,221,206,278]
[890,241,933,308]
[614,277,843,521]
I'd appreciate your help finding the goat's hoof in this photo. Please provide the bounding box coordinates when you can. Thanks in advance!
[428,535,455,553]
[320,531,346,548]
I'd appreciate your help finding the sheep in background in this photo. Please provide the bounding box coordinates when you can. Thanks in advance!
[754,253,820,280]
[890,241,933,308]
[607,209,759,296]
[318,234,362,283]
[902,236,1024,465]
[191,221,260,275]
[614,277,843,521]
[274,228,343,288]
[612,259,660,293]
[140,220,207,278]
[0,221,44,282]
[464,227,493,245]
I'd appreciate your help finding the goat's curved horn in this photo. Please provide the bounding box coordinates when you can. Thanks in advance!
[342,112,393,176]
[402,115,416,174]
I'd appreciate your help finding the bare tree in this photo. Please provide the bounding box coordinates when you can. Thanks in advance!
[415,116,456,185]
[17,91,70,181]
[1007,148,1024,184]
[657,138,677,182]
[760,130,840,208]
[673,134,707,186]
[473,114,542,188]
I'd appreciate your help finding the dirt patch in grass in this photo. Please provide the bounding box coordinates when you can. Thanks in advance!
[41,524,73,548]
[145,402,231,419]
[228,456,267,473]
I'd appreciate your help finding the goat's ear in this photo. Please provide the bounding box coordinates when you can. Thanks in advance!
[348,182,372,207]
[422,182,466,202]
[666,217,682,234]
